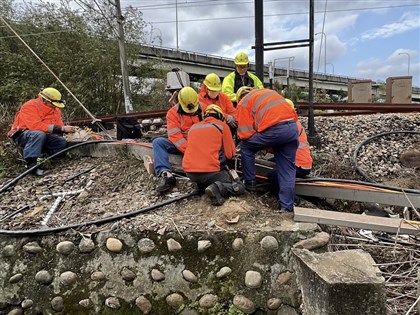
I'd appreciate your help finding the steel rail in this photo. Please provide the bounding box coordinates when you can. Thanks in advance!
[69,103,419,126]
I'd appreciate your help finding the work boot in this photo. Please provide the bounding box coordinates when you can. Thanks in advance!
[244,180,257,192]
[156,171,176,193]
[205,182,225,206]
[25,158,47,177]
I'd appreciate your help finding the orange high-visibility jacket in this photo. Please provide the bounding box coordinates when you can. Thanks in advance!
[182,116,236,173]
[8,97,64,136]
[236,89,298,140]
[166,104,202,153]
[198,85,237,119]
[296,121,313,169]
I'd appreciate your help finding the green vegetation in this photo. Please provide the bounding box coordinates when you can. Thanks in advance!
[0,0,170,123]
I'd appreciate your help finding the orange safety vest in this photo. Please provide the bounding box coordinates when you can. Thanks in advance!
[166,104,202,153]
[236,89,298,140]
[8,97,64,136]
[182,116,236,173]
[296,121,313,169]
[198,85,237,119]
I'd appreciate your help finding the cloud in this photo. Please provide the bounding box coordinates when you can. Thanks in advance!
[353,12,419,43]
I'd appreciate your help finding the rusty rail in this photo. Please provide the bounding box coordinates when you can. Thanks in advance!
[70,103,419,125]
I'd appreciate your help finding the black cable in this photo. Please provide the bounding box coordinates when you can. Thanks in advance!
[352,131,420,184]
[0,140,115,195]
[0,191,198,236]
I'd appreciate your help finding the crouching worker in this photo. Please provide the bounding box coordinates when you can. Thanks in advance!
[7,87,76,176]
[182,105,245,206]
[152,87,203,193]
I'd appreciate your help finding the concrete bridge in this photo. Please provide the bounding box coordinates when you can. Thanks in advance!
[137,44,420,102]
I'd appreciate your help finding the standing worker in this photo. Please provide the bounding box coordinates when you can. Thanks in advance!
[267,98,313,198]
[182,105,245,205]
[152,86,202,193]
[199,73,237,130]
[236,87,299,212]
[7,87,76,176]
[221,52,264,106]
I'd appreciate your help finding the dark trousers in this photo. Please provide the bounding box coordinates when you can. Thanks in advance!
[241,121,298,210]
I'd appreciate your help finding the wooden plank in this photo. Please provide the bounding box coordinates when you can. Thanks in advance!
[294,207,420,236]
[295,185,420,208]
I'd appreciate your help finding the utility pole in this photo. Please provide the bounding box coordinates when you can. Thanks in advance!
[254,0,264,83]
[115,0,134,113]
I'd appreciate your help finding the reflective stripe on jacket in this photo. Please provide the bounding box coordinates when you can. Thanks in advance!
[198,85,237,119]
[221,71,264,102]
[8,97,64,136]
[166,104,201,153]
[296,121,313,169]
[236,89,298,140]
[182,116,236,173]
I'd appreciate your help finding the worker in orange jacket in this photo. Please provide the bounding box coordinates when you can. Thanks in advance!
[236,87,299,212]
[198,73,237,129]
[8,87,76,176]
[183,105,245,205]
[267,99,313,198]
[152,86,203,193]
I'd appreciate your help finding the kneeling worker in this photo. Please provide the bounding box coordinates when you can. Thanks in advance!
[7,87,76,176]
[152,86,203,193]
[182,105,245,205]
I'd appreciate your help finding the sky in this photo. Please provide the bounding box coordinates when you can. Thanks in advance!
[122,0,420,87]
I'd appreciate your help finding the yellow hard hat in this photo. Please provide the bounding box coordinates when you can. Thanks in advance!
[234,52,249,66]
[236,86,254,103]
[285,98,295,109]
[204,104,224,121]
[178,87,199,114]
[39,87,65,108]
[203,73,221,91]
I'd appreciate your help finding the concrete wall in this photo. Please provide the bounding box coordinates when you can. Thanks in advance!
[0,225,319,314]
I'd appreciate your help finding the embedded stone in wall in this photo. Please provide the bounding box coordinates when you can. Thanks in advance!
[6,308,23,315]
[166,293,184,308]
[105,297,120,309]
[151,269,165,281]
[51,296,64,312]
[135,296,152,314]
[245,270,262,288]
[9,273,23,284]
[182,270,198,283]
[91,271,106,281]
[79,238,95,253]
[216,266,232,279]
[35,270,53,285]
[260,236,279,251]
[23,242,42,254]
[138,238,156,253]
[79,299,90,308]
[106,238,123,252]
[121,267,136,282]
[167,238,182,252]
[21,299,33,309]
[59,271,77,286]
[199,294,219,308]
[233,295,256,314]
[277,271,293,285]
[232,238,244,251]
[2,244,15,257]
[56,241,74,255]
[197,240,211,253]
[267,298,282,310]
[293,231,330,250]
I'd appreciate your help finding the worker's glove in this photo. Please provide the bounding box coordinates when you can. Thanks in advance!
[62,126,77,133]
[226,115,237,128]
